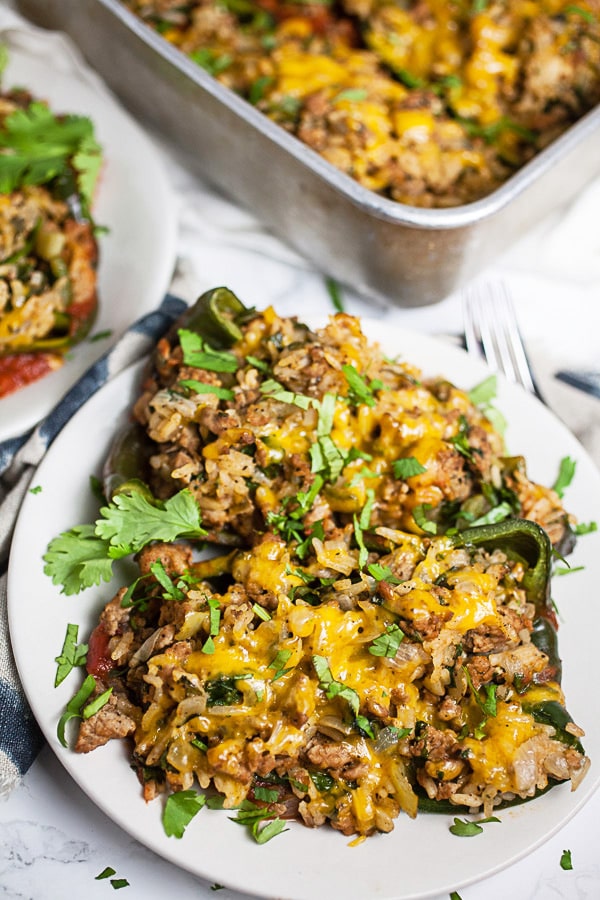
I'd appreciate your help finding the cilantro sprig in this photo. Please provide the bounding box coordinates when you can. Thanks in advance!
[0,99,102,213]
[44,488,207,595]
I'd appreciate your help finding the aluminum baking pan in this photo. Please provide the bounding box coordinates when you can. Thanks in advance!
[16,0,600,307]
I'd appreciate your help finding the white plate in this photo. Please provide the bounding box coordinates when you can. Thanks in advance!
[8,320,600,900]
[0,35,178,441]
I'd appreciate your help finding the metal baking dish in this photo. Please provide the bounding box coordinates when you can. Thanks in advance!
[16,0,600,307]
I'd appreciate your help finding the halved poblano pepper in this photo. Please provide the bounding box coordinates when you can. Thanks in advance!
[418,516,582,813]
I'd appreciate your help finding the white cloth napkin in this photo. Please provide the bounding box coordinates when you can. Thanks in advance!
[1,4,599,796]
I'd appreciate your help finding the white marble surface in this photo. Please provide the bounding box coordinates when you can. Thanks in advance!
[2,5,600,899]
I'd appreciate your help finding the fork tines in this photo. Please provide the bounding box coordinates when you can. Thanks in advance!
[463,281,539,398]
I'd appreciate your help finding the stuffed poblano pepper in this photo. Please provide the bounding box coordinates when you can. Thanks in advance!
[0,75,102,397]
[62,516,588,838]
[104,288,576,555]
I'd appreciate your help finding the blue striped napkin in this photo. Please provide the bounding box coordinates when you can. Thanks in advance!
[0,294,187,795]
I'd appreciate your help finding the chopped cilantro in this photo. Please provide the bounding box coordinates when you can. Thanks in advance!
[56,674,112,748]
[449,815,500,836]
[393,457,427,479]
[564,4,596,23]
[468,374,497,406]
[367,563,403,584]
[574,520,597,535]
[468,501,512,526]
[246,354,270,372]
[162,789,206,838]
[229,799,289,843]
[369,623,404,657]
[309,771,334,792]
[268,648,293,681]
[555,564,584,576]
[179,379,235,401]
[449,415,475,460]
[253,602,271,621]
[150,560,186,601]
[248,74,274,105]
[326,276,345,311]
[202,596,222,654]
[560,848,573,870]
[96,867,116,880]
[206,674,250,706]
[29,484,42,495]
[342,364,383,408]
[313,655,361,718]
[553,456,576,498]
[334,88,368,103]
[413,503,437,534]
[253,786,279,803]
[179,328,239,372]
[89,329,113,343]
[260,378,316,410]
[54,623,88,687]
[189,48,233,75]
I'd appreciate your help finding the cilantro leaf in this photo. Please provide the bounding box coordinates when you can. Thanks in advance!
[369,623,404,658]
[54,623,88,687]
[342,364,382,408]
[229,800,289,844]
[163,790,206,838]
[0,100,102,208]
[367,563,402,584]
[43,524,114,596]
[468,375,497,406]
[44,488,207,595]
[268,648,293,681]
[313,655,360,716]
[393,457,427,479]
[468,501,512,527]
[96,489,207,554]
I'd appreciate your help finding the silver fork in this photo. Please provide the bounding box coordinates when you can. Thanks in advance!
[462,281,544,402]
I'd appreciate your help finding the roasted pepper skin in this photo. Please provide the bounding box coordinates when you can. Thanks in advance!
[172,286,251,349]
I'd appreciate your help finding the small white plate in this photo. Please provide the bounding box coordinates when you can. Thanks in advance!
[8,319,600,900]
[0,34,178,440]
